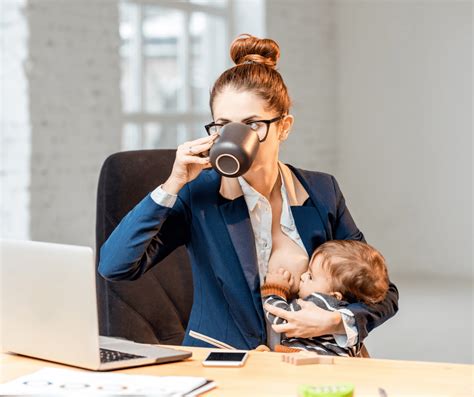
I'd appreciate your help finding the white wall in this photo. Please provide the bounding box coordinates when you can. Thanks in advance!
[335,0,472,279]
[335,0,472,363]
[233,0,265,39]
[26,0,122,247]
[266,0,338,174]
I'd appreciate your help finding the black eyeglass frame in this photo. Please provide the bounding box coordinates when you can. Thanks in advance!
[204,115,286,142]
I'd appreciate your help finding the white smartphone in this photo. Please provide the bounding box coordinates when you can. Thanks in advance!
[202,351,249,367]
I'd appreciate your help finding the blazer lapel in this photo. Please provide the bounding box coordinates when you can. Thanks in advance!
[291,206,328,255]
[218,176,265,335]
[282,163,332,254]
[218,197,259,294]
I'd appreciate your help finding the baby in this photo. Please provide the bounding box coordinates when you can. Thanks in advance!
[261,240,389,357]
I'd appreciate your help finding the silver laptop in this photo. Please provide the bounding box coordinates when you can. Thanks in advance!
[0,239,192,371]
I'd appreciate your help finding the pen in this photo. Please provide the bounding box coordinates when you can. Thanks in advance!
[189,330,237,350]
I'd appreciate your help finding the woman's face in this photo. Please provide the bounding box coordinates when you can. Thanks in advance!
[211,86,293,173]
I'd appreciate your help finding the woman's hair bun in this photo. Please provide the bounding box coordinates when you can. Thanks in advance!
[230,34,280,69]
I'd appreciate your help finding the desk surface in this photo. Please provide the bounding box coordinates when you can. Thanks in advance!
[1,347,472,396]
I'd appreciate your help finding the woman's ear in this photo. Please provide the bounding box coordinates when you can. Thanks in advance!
[278,114,294,141]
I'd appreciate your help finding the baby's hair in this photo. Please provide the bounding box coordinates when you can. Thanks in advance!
[311,240,389,304]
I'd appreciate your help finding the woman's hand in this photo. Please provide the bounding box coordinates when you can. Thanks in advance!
[163,133,219,194]
[264,299,345,338]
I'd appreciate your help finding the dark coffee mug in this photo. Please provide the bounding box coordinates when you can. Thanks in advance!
[209,122,260,177]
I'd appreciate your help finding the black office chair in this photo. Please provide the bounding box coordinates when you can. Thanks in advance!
[95,149,193,345]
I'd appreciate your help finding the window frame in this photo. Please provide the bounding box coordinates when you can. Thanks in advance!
[120,0,234,148]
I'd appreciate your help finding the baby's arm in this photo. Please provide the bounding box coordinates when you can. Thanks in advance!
[261,268,297,325]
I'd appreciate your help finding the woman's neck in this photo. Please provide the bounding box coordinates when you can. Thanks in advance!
[243,161,280,199]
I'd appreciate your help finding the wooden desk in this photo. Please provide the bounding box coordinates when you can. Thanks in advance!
[1,347,472,396]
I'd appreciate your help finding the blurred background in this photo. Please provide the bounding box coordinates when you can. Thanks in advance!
[1,0,472,364]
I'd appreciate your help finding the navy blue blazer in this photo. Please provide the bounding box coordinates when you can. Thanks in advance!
[98,165,399,349]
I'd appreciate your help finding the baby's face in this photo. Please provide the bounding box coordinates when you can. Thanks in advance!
[298,254,334,299]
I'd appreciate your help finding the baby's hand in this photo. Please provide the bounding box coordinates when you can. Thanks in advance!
[265,268,294,290]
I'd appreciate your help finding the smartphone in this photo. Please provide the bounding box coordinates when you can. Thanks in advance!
[202,351,249,367]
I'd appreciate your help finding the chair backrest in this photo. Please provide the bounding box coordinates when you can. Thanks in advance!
[95,149,193,345]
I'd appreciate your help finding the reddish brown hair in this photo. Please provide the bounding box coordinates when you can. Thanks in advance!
[311,240,390,305]
[210,34,291,116]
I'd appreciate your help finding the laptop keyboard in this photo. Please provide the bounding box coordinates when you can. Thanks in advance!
[100,348,146,363]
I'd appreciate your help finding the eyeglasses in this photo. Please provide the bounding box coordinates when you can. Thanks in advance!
[204,115,285,142]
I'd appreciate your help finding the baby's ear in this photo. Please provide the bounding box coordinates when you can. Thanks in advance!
[332,292,343,301]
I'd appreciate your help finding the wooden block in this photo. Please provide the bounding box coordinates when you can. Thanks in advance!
[293,356,321,366]
[281,354,292,363]
[282,352,334,365]
[315,355,334,364]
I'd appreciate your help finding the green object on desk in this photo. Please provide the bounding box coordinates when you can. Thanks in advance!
[298,383,354,397]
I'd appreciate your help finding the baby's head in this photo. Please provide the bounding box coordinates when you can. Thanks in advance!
[299,240,389,304]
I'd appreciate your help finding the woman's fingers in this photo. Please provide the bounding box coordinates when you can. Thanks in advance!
[181,155,210,165]
[265,300,339,339]
[269,307,309,337]
[186,133,219,147]
[271,322,294,335]
[296,299,307,306]
[178,134,218,158]
[187,141,214,156]
[168,134,217,187]
[264,303,293,321]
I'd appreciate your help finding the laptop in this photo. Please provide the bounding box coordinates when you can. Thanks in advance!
[0,239,192,371]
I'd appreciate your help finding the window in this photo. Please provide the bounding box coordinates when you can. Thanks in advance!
[119,0,232,150]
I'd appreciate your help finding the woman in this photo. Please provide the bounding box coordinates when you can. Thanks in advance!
[98,34,398,350]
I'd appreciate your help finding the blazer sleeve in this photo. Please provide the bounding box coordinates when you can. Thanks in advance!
[330,175,399,342]
[98,184,192,281]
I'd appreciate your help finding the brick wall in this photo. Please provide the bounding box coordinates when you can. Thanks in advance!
[26,0,122,247]
[1,0,30,240]
[1,0,337,245]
